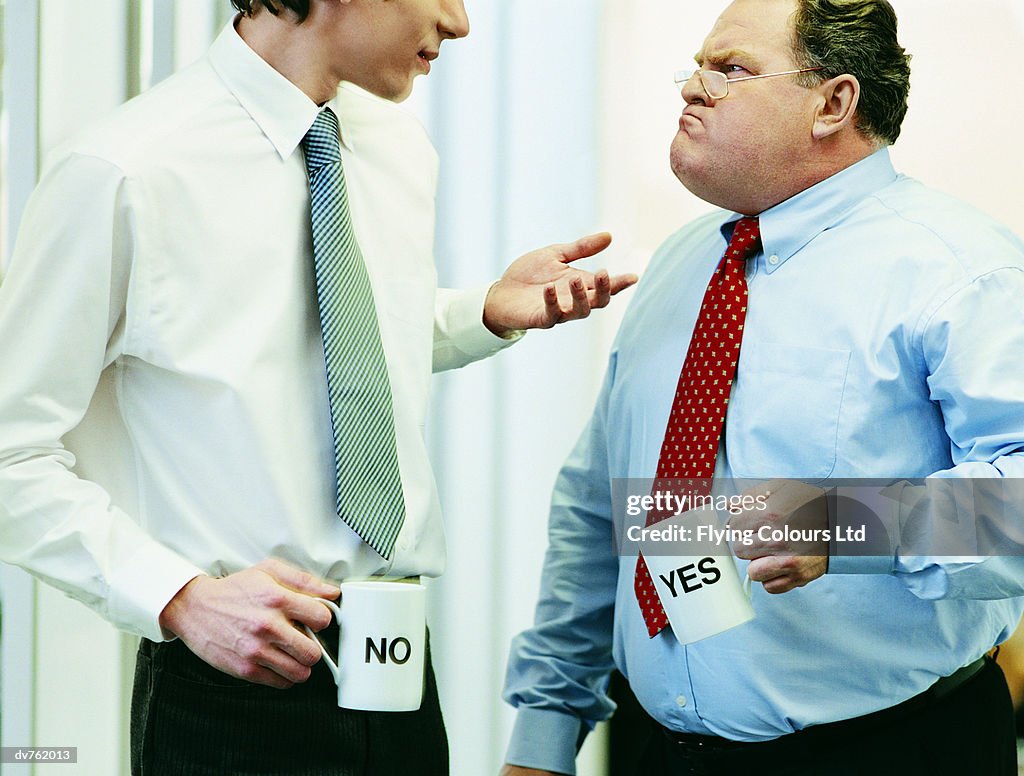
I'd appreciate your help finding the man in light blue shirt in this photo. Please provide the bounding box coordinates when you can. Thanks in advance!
[502,0,1024,774]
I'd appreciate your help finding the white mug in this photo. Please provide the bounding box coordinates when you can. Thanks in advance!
[634,506,756,645]
[640,550,754,645]
[303,580,426,712]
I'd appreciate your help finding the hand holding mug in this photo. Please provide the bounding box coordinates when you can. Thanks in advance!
[158,558,339,689]
[729,479,829,593]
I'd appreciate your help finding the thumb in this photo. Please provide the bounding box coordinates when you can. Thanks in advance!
[559,231,613,263]
[607,272,639,294]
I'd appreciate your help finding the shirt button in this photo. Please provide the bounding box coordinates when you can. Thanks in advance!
[768,254,780,266]
[676,694,688,708]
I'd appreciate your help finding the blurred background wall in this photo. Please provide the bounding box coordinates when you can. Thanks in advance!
[1,1,1022,774]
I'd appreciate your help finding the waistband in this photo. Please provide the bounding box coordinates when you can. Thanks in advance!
[661,656,989,757]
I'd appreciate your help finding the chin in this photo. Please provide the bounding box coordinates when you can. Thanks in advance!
[669,145,700,191]
[390,78,416,103]
[670,163,731,211]
[669,133,700,176]
[359,76,415,103]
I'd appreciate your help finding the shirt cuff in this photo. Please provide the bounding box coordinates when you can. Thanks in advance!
[826,482,902,576]
[107,539,206,642]
[447,284,525,357]
[827,552,896,575]
[505,707,582,776]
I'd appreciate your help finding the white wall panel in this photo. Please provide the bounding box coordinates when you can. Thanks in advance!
[38,0,127,157]
[418,2,612,773]
[888,0,1024,235]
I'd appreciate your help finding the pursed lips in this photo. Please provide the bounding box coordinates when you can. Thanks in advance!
[679,109,703,132]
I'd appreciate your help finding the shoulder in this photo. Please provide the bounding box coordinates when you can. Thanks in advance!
[45,58,229,179]
[865,176,1024,279]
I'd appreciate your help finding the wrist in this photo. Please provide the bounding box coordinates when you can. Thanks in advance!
[158,573,207,638]
[482,280,515,337]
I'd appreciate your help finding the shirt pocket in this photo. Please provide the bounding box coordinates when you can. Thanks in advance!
[726,342,851,482]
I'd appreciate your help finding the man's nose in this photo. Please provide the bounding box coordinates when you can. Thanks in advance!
[440,0,470,40]
[681,73,716,108]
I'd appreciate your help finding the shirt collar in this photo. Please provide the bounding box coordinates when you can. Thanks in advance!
[208,18,355,159]
[719,148,899,274]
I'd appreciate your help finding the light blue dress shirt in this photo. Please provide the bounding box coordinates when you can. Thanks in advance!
[503,150,1024,775]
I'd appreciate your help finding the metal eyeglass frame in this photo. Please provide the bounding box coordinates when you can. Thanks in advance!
[674,67,824,99]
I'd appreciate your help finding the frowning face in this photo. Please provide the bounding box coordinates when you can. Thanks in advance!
[670,0,825,214]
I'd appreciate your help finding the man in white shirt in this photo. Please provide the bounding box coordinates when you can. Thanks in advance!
[0,0,636,773]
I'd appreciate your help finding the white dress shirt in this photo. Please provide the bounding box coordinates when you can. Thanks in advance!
[0,22,515,642]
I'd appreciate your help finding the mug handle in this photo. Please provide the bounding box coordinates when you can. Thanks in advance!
[300,597,342,682]
[742,571,753,599]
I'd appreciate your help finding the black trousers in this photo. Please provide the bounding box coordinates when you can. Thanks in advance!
[640,657,1016,776]
[131,633,447,776]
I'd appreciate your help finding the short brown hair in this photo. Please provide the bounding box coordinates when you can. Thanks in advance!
[231,0,310,22]
[791,0,912,145]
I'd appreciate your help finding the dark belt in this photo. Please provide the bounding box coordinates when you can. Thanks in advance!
[661,657,988,767]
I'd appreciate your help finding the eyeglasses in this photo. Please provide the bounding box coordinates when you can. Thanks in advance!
[673,67,824,100]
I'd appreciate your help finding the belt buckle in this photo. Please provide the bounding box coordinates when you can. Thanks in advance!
[665,733,730,776]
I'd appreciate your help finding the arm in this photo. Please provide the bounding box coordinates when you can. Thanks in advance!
[0,156,336,685]
[0,153,203,639]
[834,268,1024,600]
[502,357,621,775]
[734,269,1024,599]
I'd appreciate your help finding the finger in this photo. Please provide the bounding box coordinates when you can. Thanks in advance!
[255,646,315,685]
[761,576,799,595]
[607,272,639,295]
[240,665,296,689]
[257,558,339,599]
[568,277,590,319]
[557,232,613,264]
[280,592,334,632]
[731,542,761,561]
[746,555,791,584]
[541,283,561,327]
[273,622,324,669]
[588,270,612,309]
[243,620,319,683]
[219,631,313,686]
[749,555,824,590]
[761,564,821,594]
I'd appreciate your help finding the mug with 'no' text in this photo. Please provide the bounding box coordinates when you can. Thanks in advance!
[304,579,426,712]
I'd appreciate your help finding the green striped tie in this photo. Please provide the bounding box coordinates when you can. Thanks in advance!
[302,108,405,560]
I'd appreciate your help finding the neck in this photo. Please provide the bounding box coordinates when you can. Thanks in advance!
[236,9,339,105]
[747,136,881,215]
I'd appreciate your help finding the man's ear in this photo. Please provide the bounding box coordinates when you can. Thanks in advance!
[812,74,860,140]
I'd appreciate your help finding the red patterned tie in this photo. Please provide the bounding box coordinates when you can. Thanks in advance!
[634,217,761,638]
